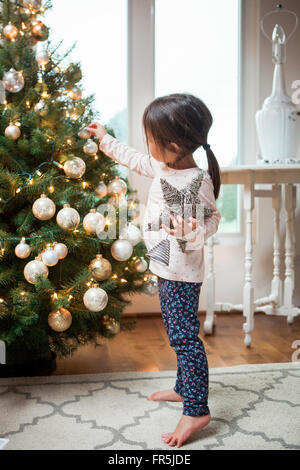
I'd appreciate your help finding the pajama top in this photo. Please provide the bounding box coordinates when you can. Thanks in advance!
[99,133,221,283]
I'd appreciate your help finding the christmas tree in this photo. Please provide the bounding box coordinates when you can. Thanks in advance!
[0,0,153,366]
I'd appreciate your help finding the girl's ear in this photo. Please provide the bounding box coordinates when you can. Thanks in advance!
[169,142,181,153]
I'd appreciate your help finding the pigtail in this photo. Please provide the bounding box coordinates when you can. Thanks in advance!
[205,147,221,200]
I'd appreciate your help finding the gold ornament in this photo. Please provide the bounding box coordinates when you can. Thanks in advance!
[4,23,18,40]
[24,256,49,284]
[48,307,72,332]
[53,242,68,259]
[83,139,98,156]
[32,194,56,221]
[111,239,133,262]
[83,283,108,312]
[107,176,127,197]
[56,204,80,231]
[104,318,120,335]
[63,157,86,179]
[143,274,159,296]
[78,127,91,140]
[89,254,112,281]
[68,86,82,100]
[5,123,21,140]
[31,21,49,41]
[83,209,105,234]
[15,239,31,259]
[95,181,108,198]
[3,68,24,93]
[65,63,82,83]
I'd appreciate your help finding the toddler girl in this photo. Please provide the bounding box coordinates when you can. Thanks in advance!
[88,93,221,448]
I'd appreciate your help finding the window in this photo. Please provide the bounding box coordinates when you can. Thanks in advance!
[47,0,128,142]
[155,0,240,232]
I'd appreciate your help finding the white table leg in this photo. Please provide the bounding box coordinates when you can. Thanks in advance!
[243,182,255,347]
[271,184,282,310]
[284,184,297,324]
[204,236,215,335]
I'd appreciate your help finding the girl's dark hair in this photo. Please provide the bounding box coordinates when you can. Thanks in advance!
[142,93,221,200]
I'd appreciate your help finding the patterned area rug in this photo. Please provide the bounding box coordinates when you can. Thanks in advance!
[0,362,299,450]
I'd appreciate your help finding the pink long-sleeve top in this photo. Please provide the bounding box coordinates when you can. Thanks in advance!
[99,133,221,283]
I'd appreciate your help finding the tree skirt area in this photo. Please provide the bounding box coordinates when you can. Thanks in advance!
[0,362,299,450]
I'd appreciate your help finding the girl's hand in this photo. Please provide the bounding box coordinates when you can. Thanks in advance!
[161,215,199,238]
[87,122,107,141]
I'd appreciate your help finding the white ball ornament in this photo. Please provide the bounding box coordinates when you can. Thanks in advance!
[53,242,68,260]
[134,257,148,273]
[95,181,108,198]
[24,256,49,285]
[68,86,82,100]
[143,274,159,296]
[36,49,50,66]
[120,223,142,247]
[3,68,24,93]
[41,247,59,267]
[32,194,56,221]
[78,128,91,140]
[107,176,127,198]
[15,238,31,259]
[5,123,21,140]
[63,157,86,179]
[4,23,18,40]
[23,0,42,12]
[83,209,105,234]
[83,283,108,312]
[56,204,80,231]
[83,139,98,156]
[111,239,133,262]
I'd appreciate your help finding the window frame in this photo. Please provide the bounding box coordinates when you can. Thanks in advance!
[127,0,260,244]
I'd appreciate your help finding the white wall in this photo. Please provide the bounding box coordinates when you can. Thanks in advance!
[125,0,300,314]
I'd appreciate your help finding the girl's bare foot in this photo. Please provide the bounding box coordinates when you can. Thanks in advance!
[147,389,184,402]
[162,414,211,448]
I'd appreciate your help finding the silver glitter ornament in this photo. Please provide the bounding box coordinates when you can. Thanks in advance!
[95,181,108,198]
[83,209,105,234]
[83,283,108,312]
[143,274,159,296]
[56,204,80,231]
[15,239,31,259]
[24,256,49,284]
[3,68,24,93]
[41,247,59,267]
[32,194,56,221]
[5,123,21,140]
[134,257,148,273]
[53,242,68,260]
[63,157,86,179]
[4,23,18,40]
[34,99,48,116]
[107,176,127,197]
[111,239,133,262]
[48,307,72,332]
[32,20,49,41]
[89,254,112,281]
[83,139,98,156]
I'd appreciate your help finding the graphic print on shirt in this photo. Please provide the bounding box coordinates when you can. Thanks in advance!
[145,172,213,266]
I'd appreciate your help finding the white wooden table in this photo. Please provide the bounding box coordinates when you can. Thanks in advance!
[204,165,300,347]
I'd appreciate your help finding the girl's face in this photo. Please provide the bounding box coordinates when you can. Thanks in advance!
[146,133,179,164]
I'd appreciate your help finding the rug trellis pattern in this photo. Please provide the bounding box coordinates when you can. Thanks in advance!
[0,362,299,450]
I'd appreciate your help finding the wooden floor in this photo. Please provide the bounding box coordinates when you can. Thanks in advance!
[54,313,300,375]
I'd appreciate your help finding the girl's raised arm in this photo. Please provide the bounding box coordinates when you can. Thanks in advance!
[99,133,157,179]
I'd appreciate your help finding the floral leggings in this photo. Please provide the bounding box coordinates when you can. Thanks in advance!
[157,277,210,417]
